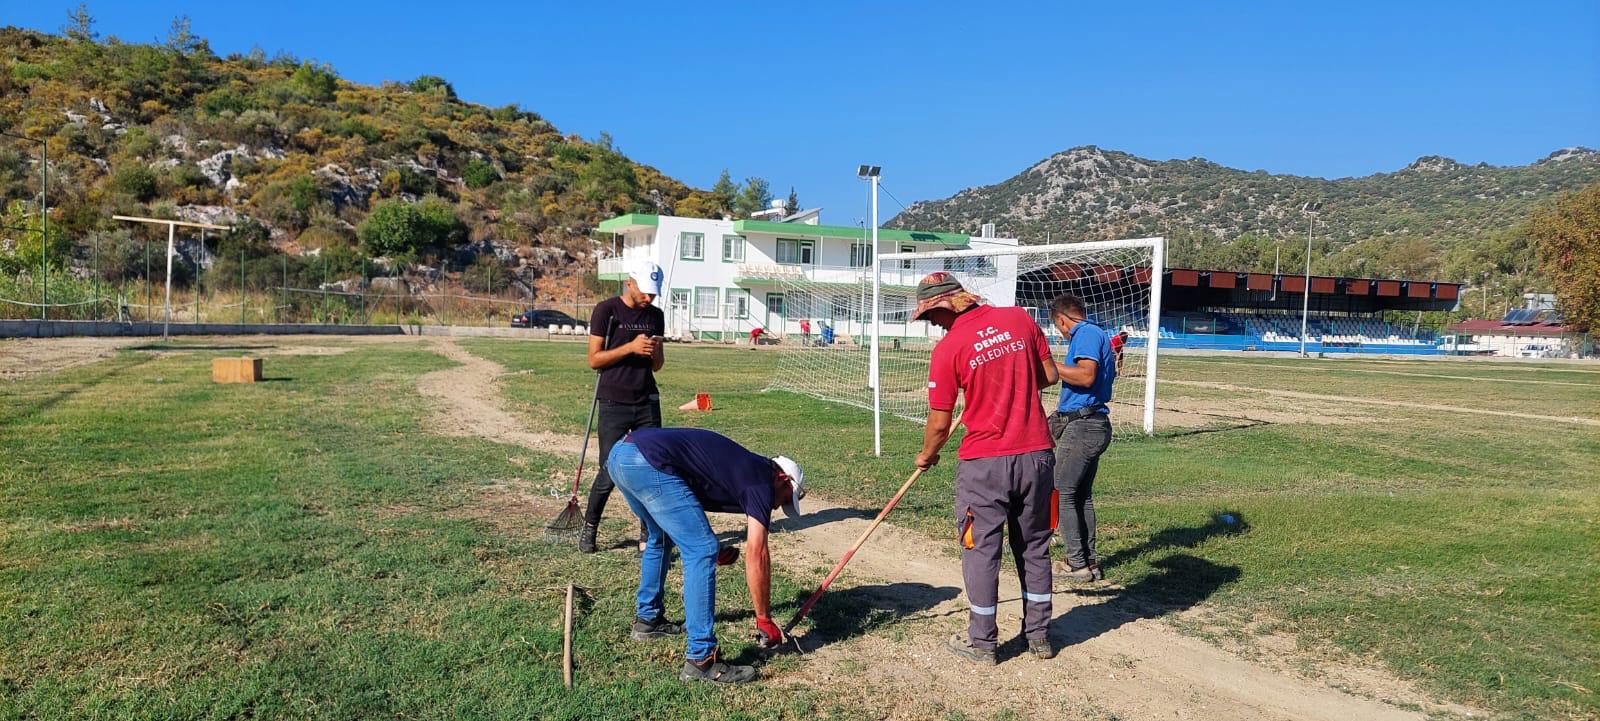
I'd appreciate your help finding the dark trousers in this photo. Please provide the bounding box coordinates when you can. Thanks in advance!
[584,398,662,526]
[955,450,1055,649]
[1050,413,1113,569]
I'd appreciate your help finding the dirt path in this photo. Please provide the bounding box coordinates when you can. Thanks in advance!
[1164,378,1600,427]
[416,340,1476,721]
[0,337,141,380]
[416,337,590,457]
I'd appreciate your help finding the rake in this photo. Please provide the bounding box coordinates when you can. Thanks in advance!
[544,318,613,541]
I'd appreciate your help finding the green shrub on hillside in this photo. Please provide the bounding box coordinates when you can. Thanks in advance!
[358,196,463,258]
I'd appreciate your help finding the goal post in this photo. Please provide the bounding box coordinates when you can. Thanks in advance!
[767,237,1165,454]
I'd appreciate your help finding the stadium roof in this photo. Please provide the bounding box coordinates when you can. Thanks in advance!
[1020,261,1464,313]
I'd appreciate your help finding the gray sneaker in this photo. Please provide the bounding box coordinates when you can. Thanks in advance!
[680,652,758,684]
[1028,637,1056,660]
[944,633,997,666]
[630,616,683,641]
[1054,561,1103,582]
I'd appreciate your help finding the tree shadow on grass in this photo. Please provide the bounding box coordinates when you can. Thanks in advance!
[1099,511,1249,572]
[1,352,154,423]
[1025,554,1240,660]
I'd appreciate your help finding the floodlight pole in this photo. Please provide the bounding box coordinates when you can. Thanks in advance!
[1299,206,1318,357]
[857,165,883,456]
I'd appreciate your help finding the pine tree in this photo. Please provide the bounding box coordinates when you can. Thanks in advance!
[63,4,97,43]
[786,187,800,215]
[710,170,738,217]
[734,177,772,218]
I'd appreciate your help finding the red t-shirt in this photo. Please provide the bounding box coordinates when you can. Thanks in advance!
[927,305,1054,460]
[1110,334,1126,351]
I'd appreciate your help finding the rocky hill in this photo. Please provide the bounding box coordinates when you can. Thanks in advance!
[0,22,726,300]
[889,145,1599,291]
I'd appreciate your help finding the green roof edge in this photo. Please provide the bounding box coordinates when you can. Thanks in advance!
[597,213,659,232]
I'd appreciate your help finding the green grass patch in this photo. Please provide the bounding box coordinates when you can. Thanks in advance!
[467,340,1600,720]
[0,343,842,720]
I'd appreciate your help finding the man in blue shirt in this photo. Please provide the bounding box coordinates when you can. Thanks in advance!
[604,427,806,684]
[1047,293,1117,582]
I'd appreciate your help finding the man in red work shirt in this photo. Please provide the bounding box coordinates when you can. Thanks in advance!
[911,273,1060,665]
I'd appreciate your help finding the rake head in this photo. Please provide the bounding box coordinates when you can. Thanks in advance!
[544,498,583,542]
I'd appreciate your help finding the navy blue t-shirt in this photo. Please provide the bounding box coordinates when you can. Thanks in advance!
[628,428,777,527]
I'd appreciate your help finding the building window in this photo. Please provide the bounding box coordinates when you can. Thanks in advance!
[722,235,745,262]
[669,288,690,315]
[694,287,719,318]
[680,232,704,261]
[850,241,873,268]
[725,289,750,319]
[900,244,916,270]
[776,238,815,265]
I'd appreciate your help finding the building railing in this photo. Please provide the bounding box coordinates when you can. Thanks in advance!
[598,257,627,277]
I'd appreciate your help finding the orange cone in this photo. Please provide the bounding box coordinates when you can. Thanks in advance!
[678,393,714,412]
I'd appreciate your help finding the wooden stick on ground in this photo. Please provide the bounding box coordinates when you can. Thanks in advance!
[562,583,574,689]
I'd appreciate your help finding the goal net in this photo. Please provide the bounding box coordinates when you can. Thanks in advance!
[767,238,1164,448]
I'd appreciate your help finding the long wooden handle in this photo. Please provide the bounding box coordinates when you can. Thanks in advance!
[562,584,574,689]
[782,467,925,634]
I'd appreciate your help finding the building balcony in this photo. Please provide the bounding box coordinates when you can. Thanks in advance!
[733,263,921,288]
[597,256,628,280]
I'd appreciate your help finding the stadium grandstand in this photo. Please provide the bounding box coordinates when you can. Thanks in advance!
[1020,263,1463,356]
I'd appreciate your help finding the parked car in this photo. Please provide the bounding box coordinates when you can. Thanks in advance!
[511,309,581,329]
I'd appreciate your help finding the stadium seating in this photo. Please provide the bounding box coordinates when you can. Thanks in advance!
[1095,310,1440,355]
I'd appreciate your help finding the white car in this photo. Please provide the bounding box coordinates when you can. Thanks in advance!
[1517,344,1556,358]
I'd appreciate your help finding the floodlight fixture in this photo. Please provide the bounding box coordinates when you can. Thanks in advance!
[857,165,881,178]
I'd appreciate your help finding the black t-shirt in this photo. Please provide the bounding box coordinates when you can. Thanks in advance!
[628,428,777,527]
[590,297,665,404]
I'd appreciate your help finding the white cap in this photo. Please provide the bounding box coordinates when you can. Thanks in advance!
[629,260,664,296]
[772,456,805,519]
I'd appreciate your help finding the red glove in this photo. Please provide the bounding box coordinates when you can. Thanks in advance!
[716,545,739,566]
[754,615,784,647]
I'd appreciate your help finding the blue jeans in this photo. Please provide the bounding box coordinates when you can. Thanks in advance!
[605,440,720,661]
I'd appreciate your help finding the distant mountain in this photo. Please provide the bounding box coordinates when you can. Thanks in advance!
[888,146,1600,291]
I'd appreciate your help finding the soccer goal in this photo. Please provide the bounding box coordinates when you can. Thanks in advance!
[767,237,1165,454]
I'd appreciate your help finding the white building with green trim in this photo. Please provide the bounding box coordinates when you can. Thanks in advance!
[596,212,1017,341]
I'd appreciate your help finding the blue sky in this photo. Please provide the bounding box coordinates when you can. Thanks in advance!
[6,1,1598,226]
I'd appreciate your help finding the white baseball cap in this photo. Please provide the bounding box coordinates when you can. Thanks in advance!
[629,260,664,296]
[772,456,805,518]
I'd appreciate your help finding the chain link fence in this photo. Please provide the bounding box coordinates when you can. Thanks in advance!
[0,231,599,329]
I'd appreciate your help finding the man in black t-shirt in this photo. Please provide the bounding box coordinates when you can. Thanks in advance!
[580,260,667,553]
[604,427,806,684]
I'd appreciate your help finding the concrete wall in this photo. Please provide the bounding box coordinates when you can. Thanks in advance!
[0,320,551,341]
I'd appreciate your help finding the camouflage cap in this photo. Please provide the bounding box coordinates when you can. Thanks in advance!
[910,272,983,321]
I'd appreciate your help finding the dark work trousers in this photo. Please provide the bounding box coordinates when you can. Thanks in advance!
[955,449,1055,649]
[1049,413,1113,569]
[584,397,662,527]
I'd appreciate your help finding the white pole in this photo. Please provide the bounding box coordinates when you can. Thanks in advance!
[163,222,175,340]
[1142,237,1165,435]
[1300,215,1313,357]
[870,174,882,457]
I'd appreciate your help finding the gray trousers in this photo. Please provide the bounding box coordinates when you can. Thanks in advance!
[1049,413,1113,569]
[955,449,1055,649]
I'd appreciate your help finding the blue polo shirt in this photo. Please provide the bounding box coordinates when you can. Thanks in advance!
[1056,321,1117,414]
